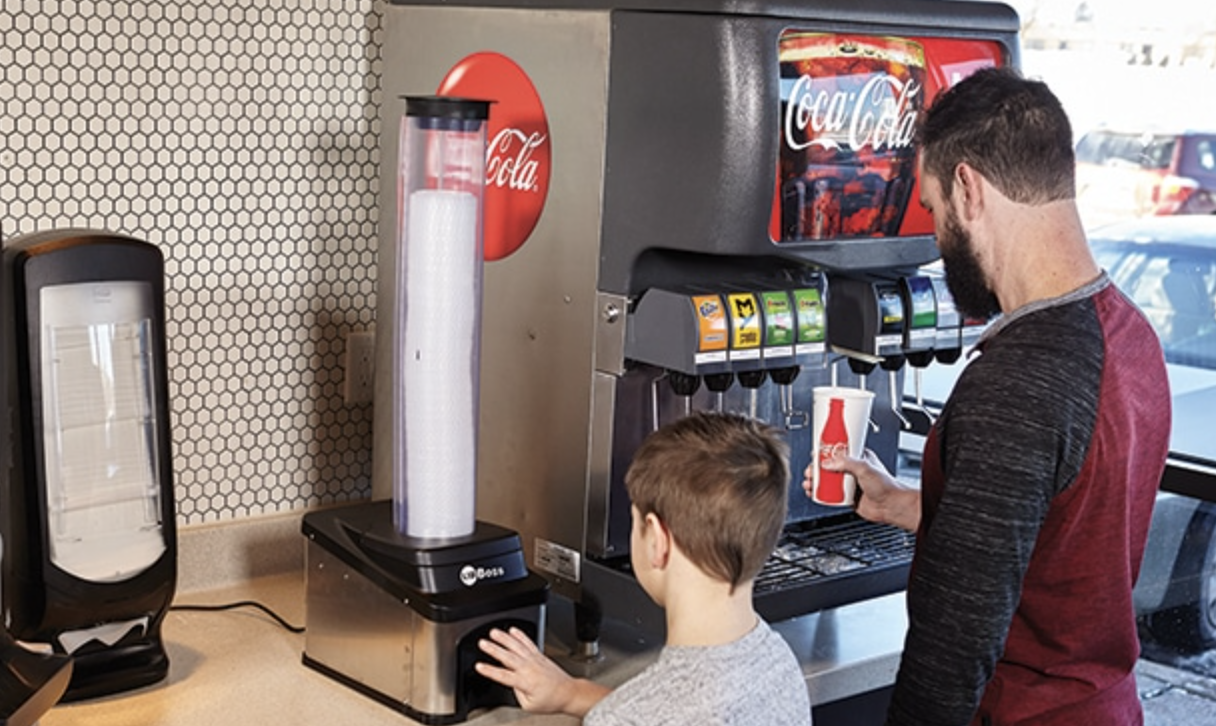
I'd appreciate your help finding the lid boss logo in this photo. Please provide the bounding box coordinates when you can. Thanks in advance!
[460,564,507,587]
[438,52,552,262]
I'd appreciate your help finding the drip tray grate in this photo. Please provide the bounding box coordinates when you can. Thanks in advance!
[754,513,914,622]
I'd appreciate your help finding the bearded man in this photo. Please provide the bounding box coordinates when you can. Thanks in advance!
[807,67,1172,726]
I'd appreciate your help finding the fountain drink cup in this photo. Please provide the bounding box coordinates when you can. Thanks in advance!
[811,386,875,506]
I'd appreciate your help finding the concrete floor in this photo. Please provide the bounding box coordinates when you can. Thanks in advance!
[1137,658,1216,725]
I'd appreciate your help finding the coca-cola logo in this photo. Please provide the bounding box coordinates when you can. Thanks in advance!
[438,52,551,261]
[487,128,545,194]
[783,73,922,154]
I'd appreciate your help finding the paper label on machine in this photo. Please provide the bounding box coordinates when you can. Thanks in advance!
[535,538,580,582]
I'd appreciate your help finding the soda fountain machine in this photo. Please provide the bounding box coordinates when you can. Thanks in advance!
[373,0,1017,652]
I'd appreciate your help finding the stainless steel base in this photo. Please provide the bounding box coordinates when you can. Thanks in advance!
[303,540,546,724]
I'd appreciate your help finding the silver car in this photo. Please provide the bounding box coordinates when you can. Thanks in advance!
[1090,216,1216,652]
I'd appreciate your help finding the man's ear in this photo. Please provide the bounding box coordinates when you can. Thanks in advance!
[644,512,672,569]
[954,162,986,222]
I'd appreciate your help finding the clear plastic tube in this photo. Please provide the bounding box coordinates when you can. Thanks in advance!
[392,96,490,538]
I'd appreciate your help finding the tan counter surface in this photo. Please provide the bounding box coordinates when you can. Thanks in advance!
[35,511,906,725]
[39,570,635,726]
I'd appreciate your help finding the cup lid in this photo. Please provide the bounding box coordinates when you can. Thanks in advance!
[403,95,492,121]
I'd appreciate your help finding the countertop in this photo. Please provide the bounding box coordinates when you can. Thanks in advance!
[40,571,594,726]
[35,511,907,725]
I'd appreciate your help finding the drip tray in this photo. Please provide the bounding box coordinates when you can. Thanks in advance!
[753,513,914,622]
[591,512,914,624]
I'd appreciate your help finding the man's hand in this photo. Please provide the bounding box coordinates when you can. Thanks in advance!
[803,448,922,532]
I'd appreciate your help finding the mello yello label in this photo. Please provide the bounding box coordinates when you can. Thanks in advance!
[727,293,763,350]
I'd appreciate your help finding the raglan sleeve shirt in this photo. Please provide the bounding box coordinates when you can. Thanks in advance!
[886,304,1105,726]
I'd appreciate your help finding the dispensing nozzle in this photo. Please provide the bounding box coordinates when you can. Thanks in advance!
[903,353,937,432]
[667,370,701,396]
[736,370,767,419]
[667,370,701,417]
[703,372,734,412]
[935,347,961,365]
[847,356,877,378]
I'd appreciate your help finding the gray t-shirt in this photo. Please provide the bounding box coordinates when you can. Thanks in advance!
[584,619,812,726]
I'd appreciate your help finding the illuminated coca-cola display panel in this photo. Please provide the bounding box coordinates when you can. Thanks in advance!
[774,32,1005,244]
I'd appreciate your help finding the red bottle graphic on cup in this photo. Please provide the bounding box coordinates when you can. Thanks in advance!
[817,397,850,504]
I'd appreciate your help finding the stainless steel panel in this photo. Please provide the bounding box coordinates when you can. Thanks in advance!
[304,540,547,717]
[374,6,613,591]
[594,292,628,377]
[585,370,619,558]
[587,292,628,557]
[304,541,419,707]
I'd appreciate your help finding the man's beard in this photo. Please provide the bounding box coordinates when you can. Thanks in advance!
[939,209,1001,321]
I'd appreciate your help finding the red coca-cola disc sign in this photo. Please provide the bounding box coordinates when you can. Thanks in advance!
[437,52,551,262]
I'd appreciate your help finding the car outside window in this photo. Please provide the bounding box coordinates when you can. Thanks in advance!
[1191,138,1215,174]
[1094,246,1216,363]
[1076,131,1177,170]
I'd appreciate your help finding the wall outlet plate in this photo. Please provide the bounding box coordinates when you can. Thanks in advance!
[343,330,375,405]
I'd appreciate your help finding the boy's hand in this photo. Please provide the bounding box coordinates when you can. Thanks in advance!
[476,627,610,717]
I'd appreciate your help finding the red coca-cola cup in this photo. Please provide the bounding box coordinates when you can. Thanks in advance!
[810,386,875,506]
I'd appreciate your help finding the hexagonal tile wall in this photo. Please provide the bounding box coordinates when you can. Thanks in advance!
[0,1,384,524]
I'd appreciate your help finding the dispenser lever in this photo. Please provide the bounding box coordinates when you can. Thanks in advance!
[737,370,767,420]
[769,366,807,430]
[888,368,912,431]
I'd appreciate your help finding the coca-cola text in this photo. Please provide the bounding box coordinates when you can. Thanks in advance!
[783,73,922,154]
[487,127,547,193]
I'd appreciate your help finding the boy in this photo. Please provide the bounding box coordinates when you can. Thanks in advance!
[476,411,812,725]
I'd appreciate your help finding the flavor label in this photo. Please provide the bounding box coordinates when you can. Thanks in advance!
[905,275,938,329]
[691,294,729,353]
[761,291,795,346]
[727,293,763,350]
[794,288,826,343]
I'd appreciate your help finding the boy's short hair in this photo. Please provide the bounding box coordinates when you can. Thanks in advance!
[918,66,1075,205]
[624,411,790,592]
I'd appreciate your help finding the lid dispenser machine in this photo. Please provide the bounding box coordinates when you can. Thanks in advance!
[302,97,549,725]
[374,0,1018,647]
[0,230,176,701]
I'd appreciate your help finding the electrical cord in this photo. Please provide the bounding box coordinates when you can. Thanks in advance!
[170,600,305,634]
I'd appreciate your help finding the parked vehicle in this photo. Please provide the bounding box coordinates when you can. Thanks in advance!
[902,215,1216,652]
[1075,127,1216,228]
[1090,217,1216,651]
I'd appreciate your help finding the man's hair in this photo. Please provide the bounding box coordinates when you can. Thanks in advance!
[624,411,790,592]
[918,66,1075,205]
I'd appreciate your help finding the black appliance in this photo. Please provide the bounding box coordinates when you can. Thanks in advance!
[0,229,176,701]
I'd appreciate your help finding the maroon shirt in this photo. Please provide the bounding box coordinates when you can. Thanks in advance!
[889,276,1171,726]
